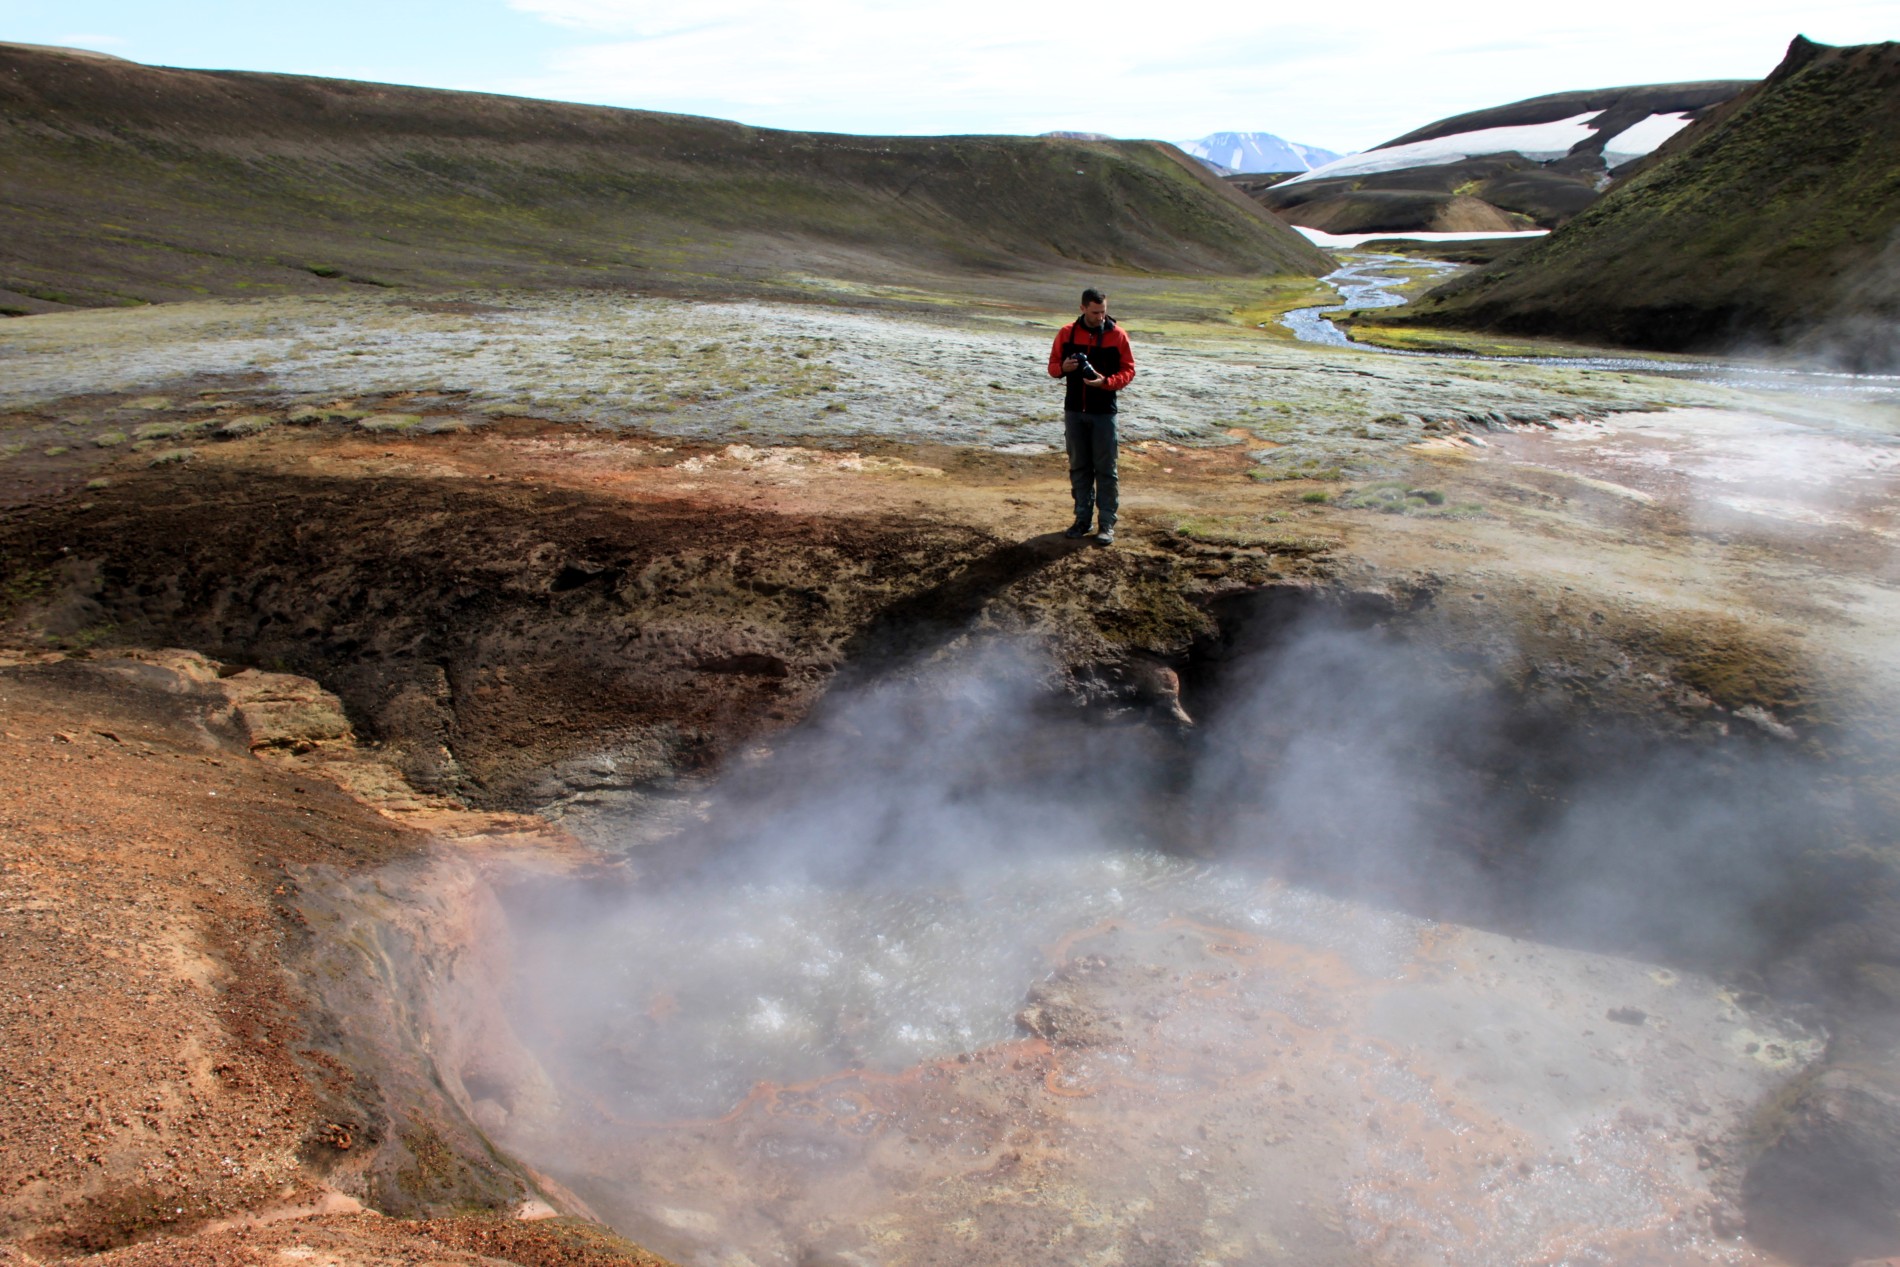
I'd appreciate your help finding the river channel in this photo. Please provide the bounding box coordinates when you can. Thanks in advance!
[1284,253,1900,405]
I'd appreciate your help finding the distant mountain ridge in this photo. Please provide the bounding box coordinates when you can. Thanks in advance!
[1175,132,1343,175]
[1247,80,1750,235]
[1295,80,1749,185]
[0,44,1327,314]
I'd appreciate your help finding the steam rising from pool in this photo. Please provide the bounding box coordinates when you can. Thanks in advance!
[514,851,1422,1124]
[481,617,1870,1264]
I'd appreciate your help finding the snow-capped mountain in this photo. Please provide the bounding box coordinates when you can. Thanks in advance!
[1175,132,1342,175]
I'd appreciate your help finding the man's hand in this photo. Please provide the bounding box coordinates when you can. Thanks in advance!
[1061,355,1081,373]
[1083,371,1106,387]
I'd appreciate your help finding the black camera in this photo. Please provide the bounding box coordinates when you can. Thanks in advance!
[1070,353,1097,380]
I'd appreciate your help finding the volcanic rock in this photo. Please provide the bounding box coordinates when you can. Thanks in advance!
[1746,1065,1900,1262]
[1015,973,1125,1047]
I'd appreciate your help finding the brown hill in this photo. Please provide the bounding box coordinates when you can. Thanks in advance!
[1377,81,1750,158]
[1366,37,1900,366]
[0,43,1327,314]
[1252,81,1748,234]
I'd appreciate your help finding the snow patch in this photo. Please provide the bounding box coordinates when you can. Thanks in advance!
[1284,112,1603,184]
[1284,109,1703,186]
[1292,227,1550,249]
[1602,111,1695,161]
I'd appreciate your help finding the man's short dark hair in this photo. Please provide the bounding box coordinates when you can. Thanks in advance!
[1081,288,1107,306]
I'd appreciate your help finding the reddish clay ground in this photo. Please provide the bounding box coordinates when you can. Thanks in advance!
[0,653,671,1265]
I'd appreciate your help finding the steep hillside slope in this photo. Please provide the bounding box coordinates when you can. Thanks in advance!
[0,44,1327,313]
[1373,81,1751,158]
[1369,37,1900,365]
[1255,81,1747,232]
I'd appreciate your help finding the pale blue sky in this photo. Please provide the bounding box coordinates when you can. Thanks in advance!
[3,0,1894,152]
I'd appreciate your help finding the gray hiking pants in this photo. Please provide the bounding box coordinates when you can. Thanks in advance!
[1064,409,1118,528]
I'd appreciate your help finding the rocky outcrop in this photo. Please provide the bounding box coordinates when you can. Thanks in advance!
[0,463,1289,814]
[282,854,579,1221]
[1746,1065,1900,1262]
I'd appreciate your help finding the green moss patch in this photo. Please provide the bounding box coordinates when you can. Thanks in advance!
[1336,480,1484,517]
[1248,461,1344,483]
[1651,622,1817,723]
[214,414,277,438]
[358,413,424,433]
[1167,513,1285,546]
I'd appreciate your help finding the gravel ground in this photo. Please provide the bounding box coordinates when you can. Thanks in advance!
[0,291,1809,467]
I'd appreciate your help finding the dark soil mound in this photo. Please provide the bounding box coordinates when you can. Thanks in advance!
[0,43,1326,315]
[0,460,1005,807]
[1271,189,1527,235]
[1356,237,1539,265]
[1370,37,1900,366]
[1261,154,1596,232]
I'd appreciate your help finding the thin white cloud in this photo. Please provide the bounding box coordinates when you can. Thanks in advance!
[53,32,130,48]
[505,0,759,36]
[496,0,1896,148]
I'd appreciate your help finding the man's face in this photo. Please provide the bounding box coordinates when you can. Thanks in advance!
[1080,300,1107,328]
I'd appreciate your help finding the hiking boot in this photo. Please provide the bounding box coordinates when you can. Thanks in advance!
[1095,526,1116,545]
[1063,519,1092,539]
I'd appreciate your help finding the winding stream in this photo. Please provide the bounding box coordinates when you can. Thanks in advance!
[1279,254,1460,347]
[1285,253,1900,404]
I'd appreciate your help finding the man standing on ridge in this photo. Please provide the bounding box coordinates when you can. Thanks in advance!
[1048,287,1135,545]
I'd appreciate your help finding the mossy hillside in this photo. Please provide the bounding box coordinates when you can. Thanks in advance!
[1367,37,1900,362]
[0,44,1328,312]
[1251,83,1749,234]
[1375,80,1750,153]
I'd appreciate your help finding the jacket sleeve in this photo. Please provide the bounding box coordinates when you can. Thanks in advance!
[1047,327,1071,378]
[1101,329,1135,391]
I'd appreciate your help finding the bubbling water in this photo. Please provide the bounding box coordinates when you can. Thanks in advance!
[510,848,1425,1124]
[480,634,1846,1265]
[492,841,1817,1267]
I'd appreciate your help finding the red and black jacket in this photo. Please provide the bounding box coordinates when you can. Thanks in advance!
[1047,316,1136,414]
